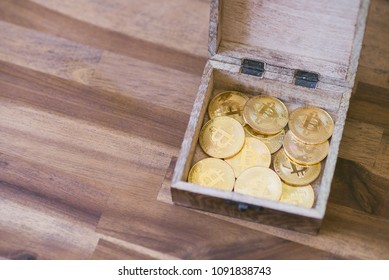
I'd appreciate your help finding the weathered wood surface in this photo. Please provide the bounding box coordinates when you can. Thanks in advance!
[171,62,352,234]
[0,0,388,259]
[210,0,370,87]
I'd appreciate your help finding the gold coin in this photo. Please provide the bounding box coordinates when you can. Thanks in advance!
[244,125,285,154]
[283,130,329,166]
[188,158,235,191]
[289,106,334,144]
[280,182,315,208]
[199,116,245,158]
[208,91,249,125]
[243,95,288,135]
[235,166,282,201]
[273,149,321,186]
[225,137,271,177]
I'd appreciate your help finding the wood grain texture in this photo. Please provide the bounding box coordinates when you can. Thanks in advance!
[357,0,389,89]
[0,21,101,84]
[171,56,353,233]
[89,52,201,113]
[31,0,210,58]
[160,158,389,259]
[339,119,384,165]
[211,0,369,86]
[0,0,388,259]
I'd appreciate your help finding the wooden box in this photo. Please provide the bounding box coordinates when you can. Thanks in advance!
[171,0,370,235]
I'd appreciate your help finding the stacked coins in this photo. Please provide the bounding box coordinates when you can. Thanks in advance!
[188,91,334,209]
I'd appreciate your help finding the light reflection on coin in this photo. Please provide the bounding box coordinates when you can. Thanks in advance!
[208,91,249,125]
[289,106,334,144]
[225,137,271,177]
[188,158,235,191]
[283,130,329,166]
[244,125,285,154]
[235,166,282,201]
[273,149,321,186]
[199,116,245,158]
[243,95,288,135]
[280,182,315,208]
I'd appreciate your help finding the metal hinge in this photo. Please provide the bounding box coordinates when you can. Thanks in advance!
[240,59,265,78]
[295,70,319,89]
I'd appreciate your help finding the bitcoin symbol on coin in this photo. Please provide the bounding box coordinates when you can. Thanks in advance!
[301,112,323,134]
[210,126,234,148]
[217,101,242,117]
[199,169,224,186]
[290,162,307,178]
[254,102,277,123]
[283,161,307,178]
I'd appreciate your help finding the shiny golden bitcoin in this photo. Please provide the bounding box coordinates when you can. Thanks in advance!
[199,116,245,158]
[273,149,321,186]
[235,166,282,201]
[244,125,285,154]
[225,137,271,177]
[280,182,315,208]
[188,158,235,191]
[289,106,334,144]
[283,130,329,166]
[243,95,288,135]
[208,91,249,125]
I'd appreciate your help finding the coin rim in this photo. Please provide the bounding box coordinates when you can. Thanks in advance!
[283,130,329,166]
[273,149,322,186]
[288,106,335,144]
[242,95,289,135]
[207,91,249,124]
[245,125,285,154]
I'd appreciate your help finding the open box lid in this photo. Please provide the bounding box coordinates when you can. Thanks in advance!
[209,0,370,88]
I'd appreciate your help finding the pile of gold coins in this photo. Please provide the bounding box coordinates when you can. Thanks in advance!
[188,91,335,208]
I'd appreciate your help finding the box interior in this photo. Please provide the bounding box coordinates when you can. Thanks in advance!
[176,65,348,218]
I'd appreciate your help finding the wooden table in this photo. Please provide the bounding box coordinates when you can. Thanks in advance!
[0,0,388,260]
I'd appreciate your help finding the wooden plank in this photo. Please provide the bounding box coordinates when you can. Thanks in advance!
[354,82,389,106]
[336,158,389,217]
[347,99,389,131]
[0,21,101,83]
[357,0,389,89]
[159,156,389,259]
[160,182,389,259]
[357,66,389,90]
[0,0,207,75]
[0,180,100,259]
[374,130,389,174]
[0,99,172,194]
[339,118,384,166]
[0,62,189,149]
[92,239,156,260]
[90,52,201,113]
[215,0,367,85]
[0,153,111,220]
[98,188,340,259]
[30,0,209,58]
